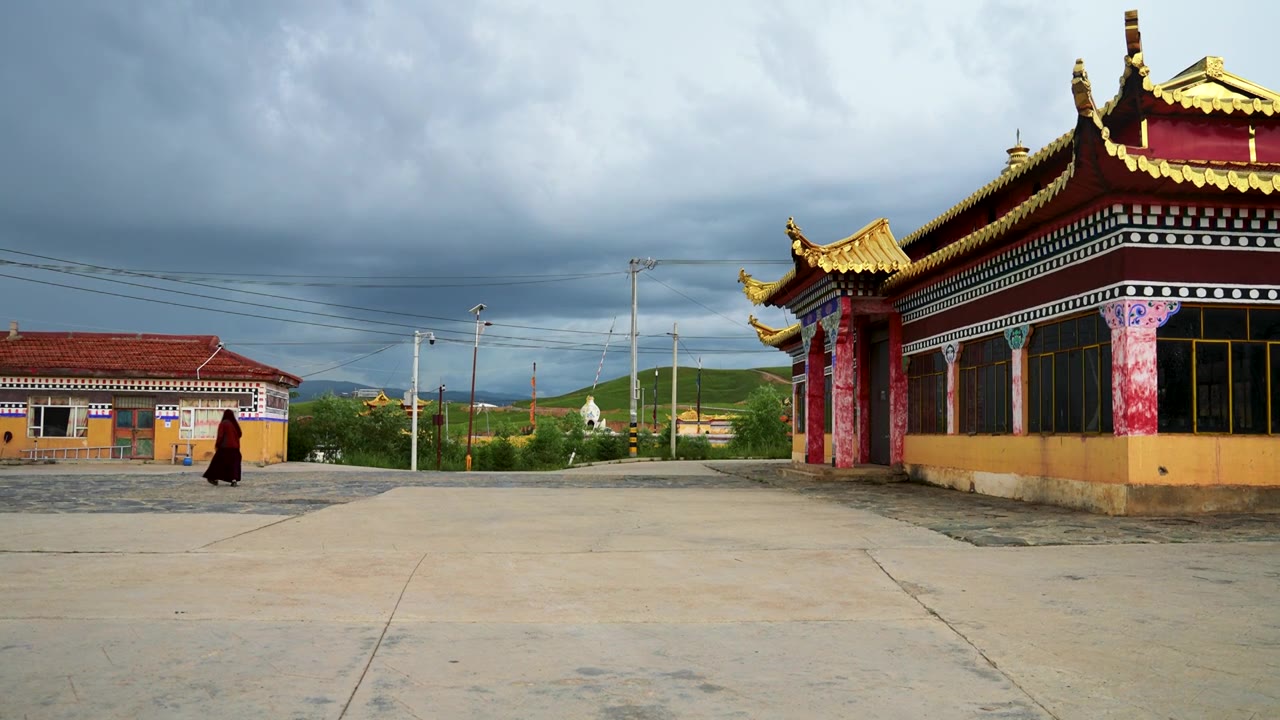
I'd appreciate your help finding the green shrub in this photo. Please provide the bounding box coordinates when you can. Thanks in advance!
[730,386,791,458]
[488,436,518,471]
[588,432,627,462]
[525,421,566,469]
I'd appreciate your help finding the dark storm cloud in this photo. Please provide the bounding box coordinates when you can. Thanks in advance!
[1,0,1276,396]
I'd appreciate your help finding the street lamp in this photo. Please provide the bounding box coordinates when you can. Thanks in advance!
[411,331,435,472]
[465,303,492,471]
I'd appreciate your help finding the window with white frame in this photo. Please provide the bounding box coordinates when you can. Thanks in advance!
[180,398,240,439]
[28,396,89,438]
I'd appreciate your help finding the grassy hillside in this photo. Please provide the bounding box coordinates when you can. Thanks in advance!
[519,366,790,416]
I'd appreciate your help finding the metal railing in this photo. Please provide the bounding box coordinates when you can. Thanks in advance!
[21,445,130,461]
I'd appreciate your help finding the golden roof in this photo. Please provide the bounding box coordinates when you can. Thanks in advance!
[787,217,910,273]
[748,315,801,348]
[883,165,1075,292]
[897,131,1075,250]
[738,267,794,306]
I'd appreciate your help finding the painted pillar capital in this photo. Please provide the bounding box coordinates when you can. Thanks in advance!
[800,323,817,353]
[1003,324,1032,351]
[1100,299,1181,330]
[941,341,961,366]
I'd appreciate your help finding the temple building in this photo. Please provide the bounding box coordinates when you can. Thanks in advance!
[740,11,1280,514]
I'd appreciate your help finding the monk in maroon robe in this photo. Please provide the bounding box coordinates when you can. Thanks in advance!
[203,409,242,486]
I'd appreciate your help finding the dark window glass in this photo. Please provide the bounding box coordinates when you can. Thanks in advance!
[43,407,70,436]
[1231,343,1268,434]
[1028,326,1044,355]
[1084,346,1101,433]
[1054,354,1070,433]
[1028,358,1041,433]
[824,375,833,433]
[1158,341,1194,433]
[1040,355,1054,432]
[1272,346,1280,434]
[1042,323,1060,352]
[1067,349,1083,432]
[1203,308,1248,341]
[1195,342,1230,432]
[1159,307,1201,339]
[1250,309,1280,341]
[1101,344,1114,433]
[795,381,806,428]
[137,410,154,430]
[1060,319,1078,349]
[935,375,946,433]
[1079,315,1097,345]
[116,410,133,428]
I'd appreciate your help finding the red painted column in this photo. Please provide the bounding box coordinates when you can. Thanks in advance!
[942,342,960,435]
[1003,325,1032,436]
[888,312,907,466]
[1101,300,1180,436]
[854,315,871,464]
[832,299,855,468]
[805,324,826,463]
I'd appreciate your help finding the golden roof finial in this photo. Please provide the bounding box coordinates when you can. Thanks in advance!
[1072,58,1096,116]
[1003,128,1030,174]
[1124,9,1142,58]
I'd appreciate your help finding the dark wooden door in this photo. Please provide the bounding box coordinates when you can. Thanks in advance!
[113,396,155,459]
[869,340,890,465]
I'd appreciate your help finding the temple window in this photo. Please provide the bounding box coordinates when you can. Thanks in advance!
[794,380,806,431]
[959,335,1012,434]
[907,351,946,434]
[824,373,833,434]
[27,396,89,438]
[1027,313,1113,434]
[1156,306,1280,434]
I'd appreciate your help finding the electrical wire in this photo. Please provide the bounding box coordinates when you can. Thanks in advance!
[643,272,751,330]
[301,345,401,378]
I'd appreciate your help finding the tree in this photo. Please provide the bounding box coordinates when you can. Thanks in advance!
[730,386,791,458]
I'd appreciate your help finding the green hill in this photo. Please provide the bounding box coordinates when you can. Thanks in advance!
[520,366,791,418]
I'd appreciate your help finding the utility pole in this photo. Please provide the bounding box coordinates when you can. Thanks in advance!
[652,367,658,430]
[465,303,491,472]
[696,356,702,437]
[530,362,537,430]
[670,322,678,459]
[436,383,445,471]
[410,331,434,472]
[628,257,656,458]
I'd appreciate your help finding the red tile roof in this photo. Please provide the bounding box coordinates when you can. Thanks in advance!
[0,331,302,386]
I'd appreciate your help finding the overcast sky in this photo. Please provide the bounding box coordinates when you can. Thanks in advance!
[2,1,1275,399]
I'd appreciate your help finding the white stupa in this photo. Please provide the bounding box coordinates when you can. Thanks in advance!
[581,395,602,430]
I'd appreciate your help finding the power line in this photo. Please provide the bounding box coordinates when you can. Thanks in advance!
[301,345,400,378]
[643,272,751,330]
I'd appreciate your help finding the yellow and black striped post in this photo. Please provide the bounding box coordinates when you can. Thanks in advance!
[629,421,638,456]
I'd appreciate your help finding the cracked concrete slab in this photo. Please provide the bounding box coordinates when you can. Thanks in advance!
[0,513,284,553]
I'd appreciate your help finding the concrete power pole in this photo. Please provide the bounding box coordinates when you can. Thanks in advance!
[628,257,655,458]
[410,331,434,472]
[670,321,678,459]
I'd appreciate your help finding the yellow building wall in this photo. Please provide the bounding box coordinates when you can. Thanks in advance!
[789,432,833,464]
[4,412,288,465]
[903,434,1280,514]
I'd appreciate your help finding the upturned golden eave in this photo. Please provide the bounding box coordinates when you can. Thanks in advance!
[747,314,801,348]
[788,216,911,273]
[738,267,794,306]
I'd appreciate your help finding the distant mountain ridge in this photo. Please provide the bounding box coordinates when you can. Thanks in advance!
[294,379,522,406]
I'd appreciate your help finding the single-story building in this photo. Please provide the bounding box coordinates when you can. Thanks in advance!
[0,323,301,464]
[740,11,1280,514]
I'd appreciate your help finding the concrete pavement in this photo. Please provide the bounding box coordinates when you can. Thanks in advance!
[0,460,1276,718]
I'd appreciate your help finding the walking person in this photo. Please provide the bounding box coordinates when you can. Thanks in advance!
[203,409,242,486]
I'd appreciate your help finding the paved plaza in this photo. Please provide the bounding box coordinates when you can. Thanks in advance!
[0,460,1276,718]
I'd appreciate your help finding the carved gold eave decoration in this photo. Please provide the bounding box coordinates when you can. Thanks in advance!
[738,267,794,306]
[882,164,1076,293]
[1100,136,1280,194]
[747,315,801,348]
[788,217,911,273]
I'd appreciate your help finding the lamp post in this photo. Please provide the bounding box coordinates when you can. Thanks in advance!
[410,331,435,472]
[465,303,492,472]
[436,383,446,471]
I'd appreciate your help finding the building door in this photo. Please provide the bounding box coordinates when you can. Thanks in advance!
[113,396,155,459]
[869,340,891,465]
